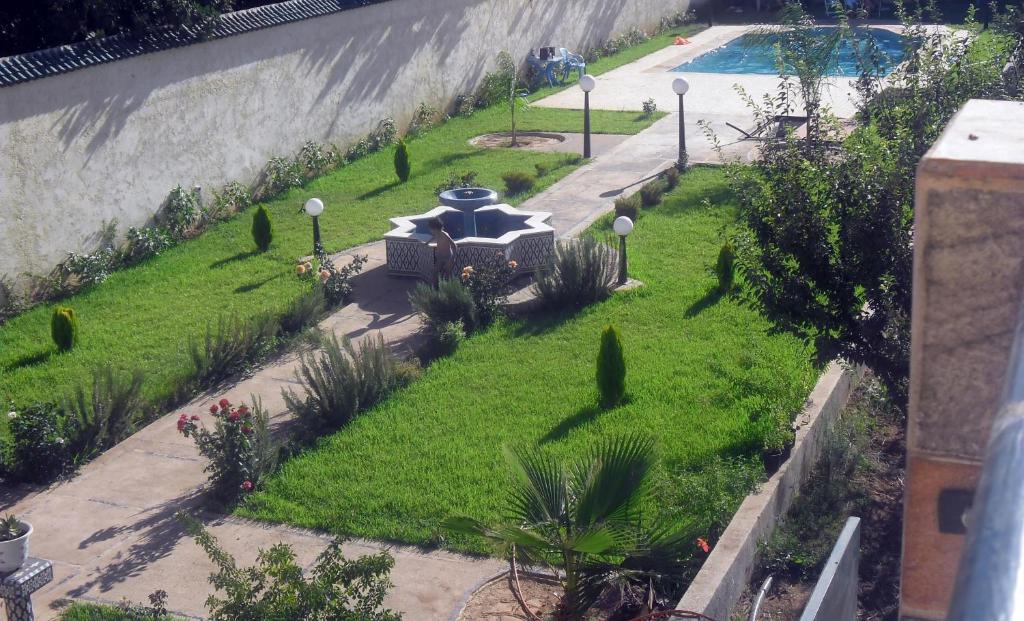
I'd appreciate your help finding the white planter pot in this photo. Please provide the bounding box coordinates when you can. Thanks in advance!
[0,521,32,574]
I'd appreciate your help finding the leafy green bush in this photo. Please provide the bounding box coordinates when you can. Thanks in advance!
[189,315,278,387]
[124,226,174,265]
[297,140,338,177]
[251,205,273,253]
[66,365,145,459]
[502,171,535,196]
[61,249,118,288]
[51,306,78,352]
[3,402,72,483]
[283,334,415,431]
[642,97,657,116]
[345,119,398,162]
[183,517,401,621]
[178,397,276,503]
[264,156,304,196]
[533,237,617,309]
[164,186,202,238]
[715,240,736,293]
[409,279,478,332]
[434,170,478,195]
[434,320,466,357]
[209,181,253,221]
[614,193,640,221]
[394,140,411,183]
[313,250,367,307]
[458,252,517,327]
[597,325,626,408]
[407,101,439,136]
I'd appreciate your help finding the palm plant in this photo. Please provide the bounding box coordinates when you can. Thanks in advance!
[443,435,693,620]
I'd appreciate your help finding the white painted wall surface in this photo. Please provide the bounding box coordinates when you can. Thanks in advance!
[0,0,690,282]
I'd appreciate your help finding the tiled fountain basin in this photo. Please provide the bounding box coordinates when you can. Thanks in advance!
[384,204,554,281]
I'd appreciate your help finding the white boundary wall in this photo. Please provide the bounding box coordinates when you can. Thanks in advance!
[0,0,689,282]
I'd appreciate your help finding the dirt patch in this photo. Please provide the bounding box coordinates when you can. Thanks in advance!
[734,373,905,620]
[458,573,619,621]
[470,132,566,150]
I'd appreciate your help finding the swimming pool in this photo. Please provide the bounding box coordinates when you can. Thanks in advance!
[671,27,907,76]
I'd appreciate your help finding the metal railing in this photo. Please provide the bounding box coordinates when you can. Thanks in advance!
[948,304,1024,619]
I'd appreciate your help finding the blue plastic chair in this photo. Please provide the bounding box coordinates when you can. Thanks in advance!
[527,53,559,88]
[559,48,586,82]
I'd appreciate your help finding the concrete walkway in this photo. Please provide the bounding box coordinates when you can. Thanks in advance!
[5,48,759,621]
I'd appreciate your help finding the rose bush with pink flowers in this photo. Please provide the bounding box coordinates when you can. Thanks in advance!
[178,398,276,503]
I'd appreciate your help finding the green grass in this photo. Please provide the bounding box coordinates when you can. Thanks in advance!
[0,106,659,427]
[238,168,819,552]
[58,603,177,621]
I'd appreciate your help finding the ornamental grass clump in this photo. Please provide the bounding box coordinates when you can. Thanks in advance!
[178,397,276,503]
[51,306,78,352]
[251,205,273,252]
[189,314,278,387]
[283,334,415,432]
[613,193,640,222]
[639,179,666,207]
[409,279,478,332]
[596,325,626,408]
[66,365,145,459]
[533,237,617,310]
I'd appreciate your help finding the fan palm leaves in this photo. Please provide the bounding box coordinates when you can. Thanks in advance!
[442,435,693,620]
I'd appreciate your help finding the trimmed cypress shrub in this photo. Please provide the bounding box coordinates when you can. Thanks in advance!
[716,241,736,293]
[252,205,273,252]
[596,325,626,408]
[394,140,411,183]
[51,306,78,352]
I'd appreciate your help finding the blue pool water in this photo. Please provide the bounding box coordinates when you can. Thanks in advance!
[671,28,907,76]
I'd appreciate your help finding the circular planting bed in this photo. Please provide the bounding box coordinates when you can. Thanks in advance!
[457,572,619,621]
[469,131,566,150]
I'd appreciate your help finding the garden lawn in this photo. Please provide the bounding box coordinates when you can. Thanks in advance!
[58,604,177,621]
[238,167,819,552]
[0,106,658,430]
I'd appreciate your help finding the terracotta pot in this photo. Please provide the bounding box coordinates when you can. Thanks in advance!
[0,521,32,574]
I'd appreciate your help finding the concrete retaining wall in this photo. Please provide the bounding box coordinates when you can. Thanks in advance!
[0,0,689,283]
[676,362,862,620]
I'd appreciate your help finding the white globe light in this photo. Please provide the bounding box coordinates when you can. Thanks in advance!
[304,198,324,217]
[672,76,690,96]
[579,74,596,93]
[613,216,634,237]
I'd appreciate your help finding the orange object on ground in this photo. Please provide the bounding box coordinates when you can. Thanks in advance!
[674,36,691,45]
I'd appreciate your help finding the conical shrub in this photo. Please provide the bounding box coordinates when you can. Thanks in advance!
[52,306,78,352]
[597,325,626,408]
[251,205,273,252]
[394,140,411,183]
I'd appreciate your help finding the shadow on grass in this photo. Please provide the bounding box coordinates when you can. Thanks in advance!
[4,349,52,372]
[511,305,584,338]
[424,150,481,169]
[358,180,402,200]
[684,287,725,318]
[540,395,634,445]
[234,273,283,294]
[210,250,257,269]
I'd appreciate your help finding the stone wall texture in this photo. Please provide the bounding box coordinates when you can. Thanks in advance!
[0,0,689,282]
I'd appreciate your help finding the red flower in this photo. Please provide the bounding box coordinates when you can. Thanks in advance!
[236,404,249,415]
[227,411,242,423]
[209,404,219,414]
[190,414,200,421]
[176,414,188,432]
[241,480,254,491]
[696,538,710,554]
[219,398,230,408]
[242,425,254,435]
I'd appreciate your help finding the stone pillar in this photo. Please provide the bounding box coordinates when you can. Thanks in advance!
[903,99,1024,620]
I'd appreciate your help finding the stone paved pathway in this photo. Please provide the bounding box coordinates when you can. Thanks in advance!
[4,39,758,619]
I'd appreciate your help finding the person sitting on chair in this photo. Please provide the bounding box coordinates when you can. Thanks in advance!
[427,217,456,285]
